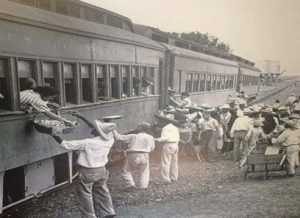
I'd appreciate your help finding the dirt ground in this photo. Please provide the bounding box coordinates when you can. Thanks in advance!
[2,153,300,218]
[2,81,300,218]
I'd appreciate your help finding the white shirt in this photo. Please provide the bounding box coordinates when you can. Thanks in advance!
[60,137,114,168]
[116,132,155,153]
[197,117,219,132]
[274,129,300,146]
[230,116,252,137]
[179,97,192,107]
[158,123,180,143]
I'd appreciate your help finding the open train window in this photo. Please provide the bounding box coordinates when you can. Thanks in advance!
[206,74,211,91]
[0,59,10,111]
[96,65,106,100]
[110,66,119,99]
[141,67,147,78]
[185,73,193,93]
[211,75,217,90]
[132,66,140,96]
[43,62,56,88]
[55,0,68,15]
[18,59,35,91]
[42,62,59,103]
[148,67,156,95]
[121,66,130,98]
[36,0,50,10]
[200,74,206,92]
[81,64,92,103]
[63,63,76,104]
[193,74,199,92]
[216,75,221,90]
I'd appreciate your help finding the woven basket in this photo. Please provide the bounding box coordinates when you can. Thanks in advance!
[33,112,78,135]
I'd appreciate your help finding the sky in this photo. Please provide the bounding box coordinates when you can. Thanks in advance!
[82,0,300,76]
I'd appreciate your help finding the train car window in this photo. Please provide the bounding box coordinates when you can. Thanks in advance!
[42,62,59,104]
[122,21,132,31]
[212,75,217,90]
[43,62,56,88]
[151,34,169,43]
[95,11,104,24]
[110,65,119,99]
[132,66,140,96]
[141,67,147,77]
[121,66,130,98]
[36,0,50,10]
[18,60,35,91]
[96,65,106,100]
[19,0,35,6]
[193,74,199,92]
[81,64,92,103]
[55,0,68,15]
[185,73,193,93]
[216,75,221,90]
[63,63,76,104]
[148,67,156,95]
[221,75,225,89]
[84,8,96,22]
[200,74,206,92]
[107,14,123,29]
[206,74,211,91]
[69,3,81,18]
[0,59,10,111]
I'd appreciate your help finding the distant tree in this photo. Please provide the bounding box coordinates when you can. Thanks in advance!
[164,31,232,53]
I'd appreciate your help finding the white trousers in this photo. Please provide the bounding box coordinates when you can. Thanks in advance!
[161,143,179,182]
[122,153,150,189]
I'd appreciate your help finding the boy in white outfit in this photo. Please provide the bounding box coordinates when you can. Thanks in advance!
[115,122,155,189]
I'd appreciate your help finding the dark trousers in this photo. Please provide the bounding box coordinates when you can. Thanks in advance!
[200,130,217,160]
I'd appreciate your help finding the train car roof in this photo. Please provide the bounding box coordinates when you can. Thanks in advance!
[162,43,239,67]
[238,62,261,72]
[0,0,164,51]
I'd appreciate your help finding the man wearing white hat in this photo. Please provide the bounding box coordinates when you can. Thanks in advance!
[155,115,180,183]
[50,113,117,218]
[115,122,155,189]
[272,119,300,177]
[197,109,221,162]
[230,108,253,161]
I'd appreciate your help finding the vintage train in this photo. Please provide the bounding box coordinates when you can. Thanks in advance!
[0,0,260,213]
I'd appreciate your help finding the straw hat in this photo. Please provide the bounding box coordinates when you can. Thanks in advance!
[95,120,117,140]
[220,104,230,109]
[290,114,300,120]
[200,103,212,109]
[282,119,298,129]
[100,115,123,122]
[154,114,179,125]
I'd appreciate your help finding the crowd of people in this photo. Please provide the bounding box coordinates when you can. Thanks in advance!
[12,78,300,218]
[160,88,300,175]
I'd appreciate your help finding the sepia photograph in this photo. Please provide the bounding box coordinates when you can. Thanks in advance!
[0,0,299,217]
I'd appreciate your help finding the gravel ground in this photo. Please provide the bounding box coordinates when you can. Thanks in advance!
[2,81,300,218]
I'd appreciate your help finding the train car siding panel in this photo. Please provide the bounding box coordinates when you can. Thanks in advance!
[0,96,159,172]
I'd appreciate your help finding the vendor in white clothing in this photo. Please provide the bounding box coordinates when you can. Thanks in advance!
[155,115,180,183]
[115,122,155,189]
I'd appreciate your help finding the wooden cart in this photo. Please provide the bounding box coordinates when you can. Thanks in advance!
[242,140,286,179]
